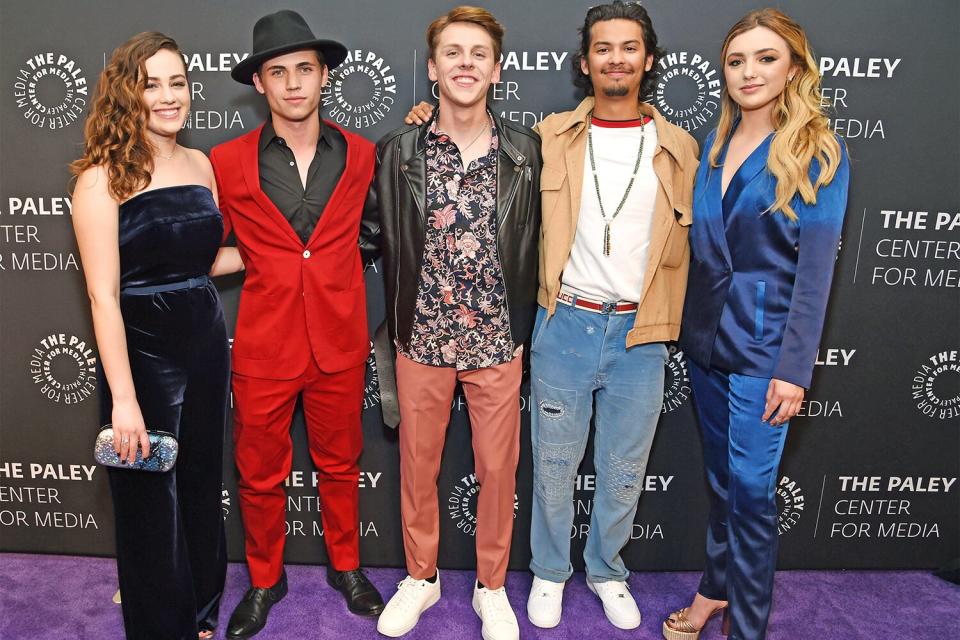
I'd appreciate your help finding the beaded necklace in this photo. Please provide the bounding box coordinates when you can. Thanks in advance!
[586,115,647,256]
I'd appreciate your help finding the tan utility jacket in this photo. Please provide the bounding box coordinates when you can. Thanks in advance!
[535,97,699,347]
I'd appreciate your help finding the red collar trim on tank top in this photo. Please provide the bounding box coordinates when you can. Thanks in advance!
[590,115,652,128]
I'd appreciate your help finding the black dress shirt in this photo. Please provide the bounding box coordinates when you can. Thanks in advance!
[258,118,346,244]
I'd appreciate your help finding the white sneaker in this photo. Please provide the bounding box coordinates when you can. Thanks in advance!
[526,576,565,628]
[472,582,520,640]
[586,578,642,630]
[376,572,441,637]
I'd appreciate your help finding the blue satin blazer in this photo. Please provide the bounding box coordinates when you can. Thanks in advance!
[680,129,849,389]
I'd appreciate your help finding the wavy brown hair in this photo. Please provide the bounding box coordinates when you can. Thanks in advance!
[69,32,185,201]
[709,9,842,222]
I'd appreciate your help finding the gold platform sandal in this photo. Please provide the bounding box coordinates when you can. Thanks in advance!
[662,604,729,639]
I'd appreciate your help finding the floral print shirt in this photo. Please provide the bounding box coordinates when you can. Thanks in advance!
[399,118,515,370]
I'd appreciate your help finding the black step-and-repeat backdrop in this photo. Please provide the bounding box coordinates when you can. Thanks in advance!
[1,0,957,572]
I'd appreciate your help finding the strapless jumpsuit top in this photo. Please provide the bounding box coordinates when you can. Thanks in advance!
[99,184,228,424]
[118,184,223,290]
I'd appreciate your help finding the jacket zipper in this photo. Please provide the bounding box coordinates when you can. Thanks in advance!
[393,143,402,343]
[497,153,524,344]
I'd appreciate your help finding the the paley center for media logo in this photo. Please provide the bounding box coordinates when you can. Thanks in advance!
[29,332,97,404]
[322,49,397,129]
[662,346,691,414]
[654,50,719,132]
[912,351,960,421]
[14,52,88,130]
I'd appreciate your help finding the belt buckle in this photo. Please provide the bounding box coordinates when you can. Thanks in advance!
[600,301,617,314]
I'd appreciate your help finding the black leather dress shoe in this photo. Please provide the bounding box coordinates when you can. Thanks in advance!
[226,571,288,639]
[326,567,385,616]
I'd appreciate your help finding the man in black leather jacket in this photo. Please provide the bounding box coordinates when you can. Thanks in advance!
[375,110,542,381]
[372,7,541,640]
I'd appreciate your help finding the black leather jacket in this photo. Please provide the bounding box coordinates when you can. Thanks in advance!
[375,109,542,352]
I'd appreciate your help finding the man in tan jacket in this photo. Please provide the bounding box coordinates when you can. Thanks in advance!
[525,2,698,631]
[404,0,698,632]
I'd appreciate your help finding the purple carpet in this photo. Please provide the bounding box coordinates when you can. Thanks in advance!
[2,553,958,639]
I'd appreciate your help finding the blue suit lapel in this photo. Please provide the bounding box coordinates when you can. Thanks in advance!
[722,133,773,224]
[701,148,733,271]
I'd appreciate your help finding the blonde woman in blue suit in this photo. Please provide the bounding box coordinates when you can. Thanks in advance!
[664,9,849,640]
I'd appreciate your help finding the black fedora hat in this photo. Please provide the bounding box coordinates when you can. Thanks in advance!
[232,10,347,85]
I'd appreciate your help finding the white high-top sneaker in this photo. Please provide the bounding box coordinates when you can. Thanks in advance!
[472,582,520,640]
[376,572,441,637]
[586,577,642,630]
[526,576,565,628]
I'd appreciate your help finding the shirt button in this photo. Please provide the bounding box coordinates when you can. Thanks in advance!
[289,161,295,166]
[303,250,311,259]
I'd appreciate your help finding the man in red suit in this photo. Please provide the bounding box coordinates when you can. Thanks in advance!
[210,10,384,639]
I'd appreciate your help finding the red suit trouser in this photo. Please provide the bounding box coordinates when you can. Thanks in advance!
[232,358,363,587]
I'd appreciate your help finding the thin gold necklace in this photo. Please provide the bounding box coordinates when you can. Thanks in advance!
[155,145,178,161]
[457,121,490,155]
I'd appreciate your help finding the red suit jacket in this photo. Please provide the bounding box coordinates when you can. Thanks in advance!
[210,121,376,379]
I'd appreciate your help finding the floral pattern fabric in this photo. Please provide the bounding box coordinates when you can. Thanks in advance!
[399,120,514,370]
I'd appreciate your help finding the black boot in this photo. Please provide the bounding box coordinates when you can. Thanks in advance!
[226,571,288,639]
[327,567,385,616]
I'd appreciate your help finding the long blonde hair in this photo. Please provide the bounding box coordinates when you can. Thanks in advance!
[708,9,842,222]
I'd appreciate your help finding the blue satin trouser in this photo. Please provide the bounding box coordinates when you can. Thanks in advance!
[689,360,790,640]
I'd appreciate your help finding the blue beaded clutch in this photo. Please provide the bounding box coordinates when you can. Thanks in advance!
[93,426,179,472]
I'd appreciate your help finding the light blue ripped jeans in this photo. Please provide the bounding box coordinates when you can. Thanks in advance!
[528,302,667,583]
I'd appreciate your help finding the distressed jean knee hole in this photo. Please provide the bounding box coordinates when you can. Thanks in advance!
[538,400,565,419]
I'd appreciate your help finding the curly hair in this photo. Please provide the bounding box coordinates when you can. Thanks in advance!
[708,9,843,222]
[69,32,185,201]
[572,1,665,101]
